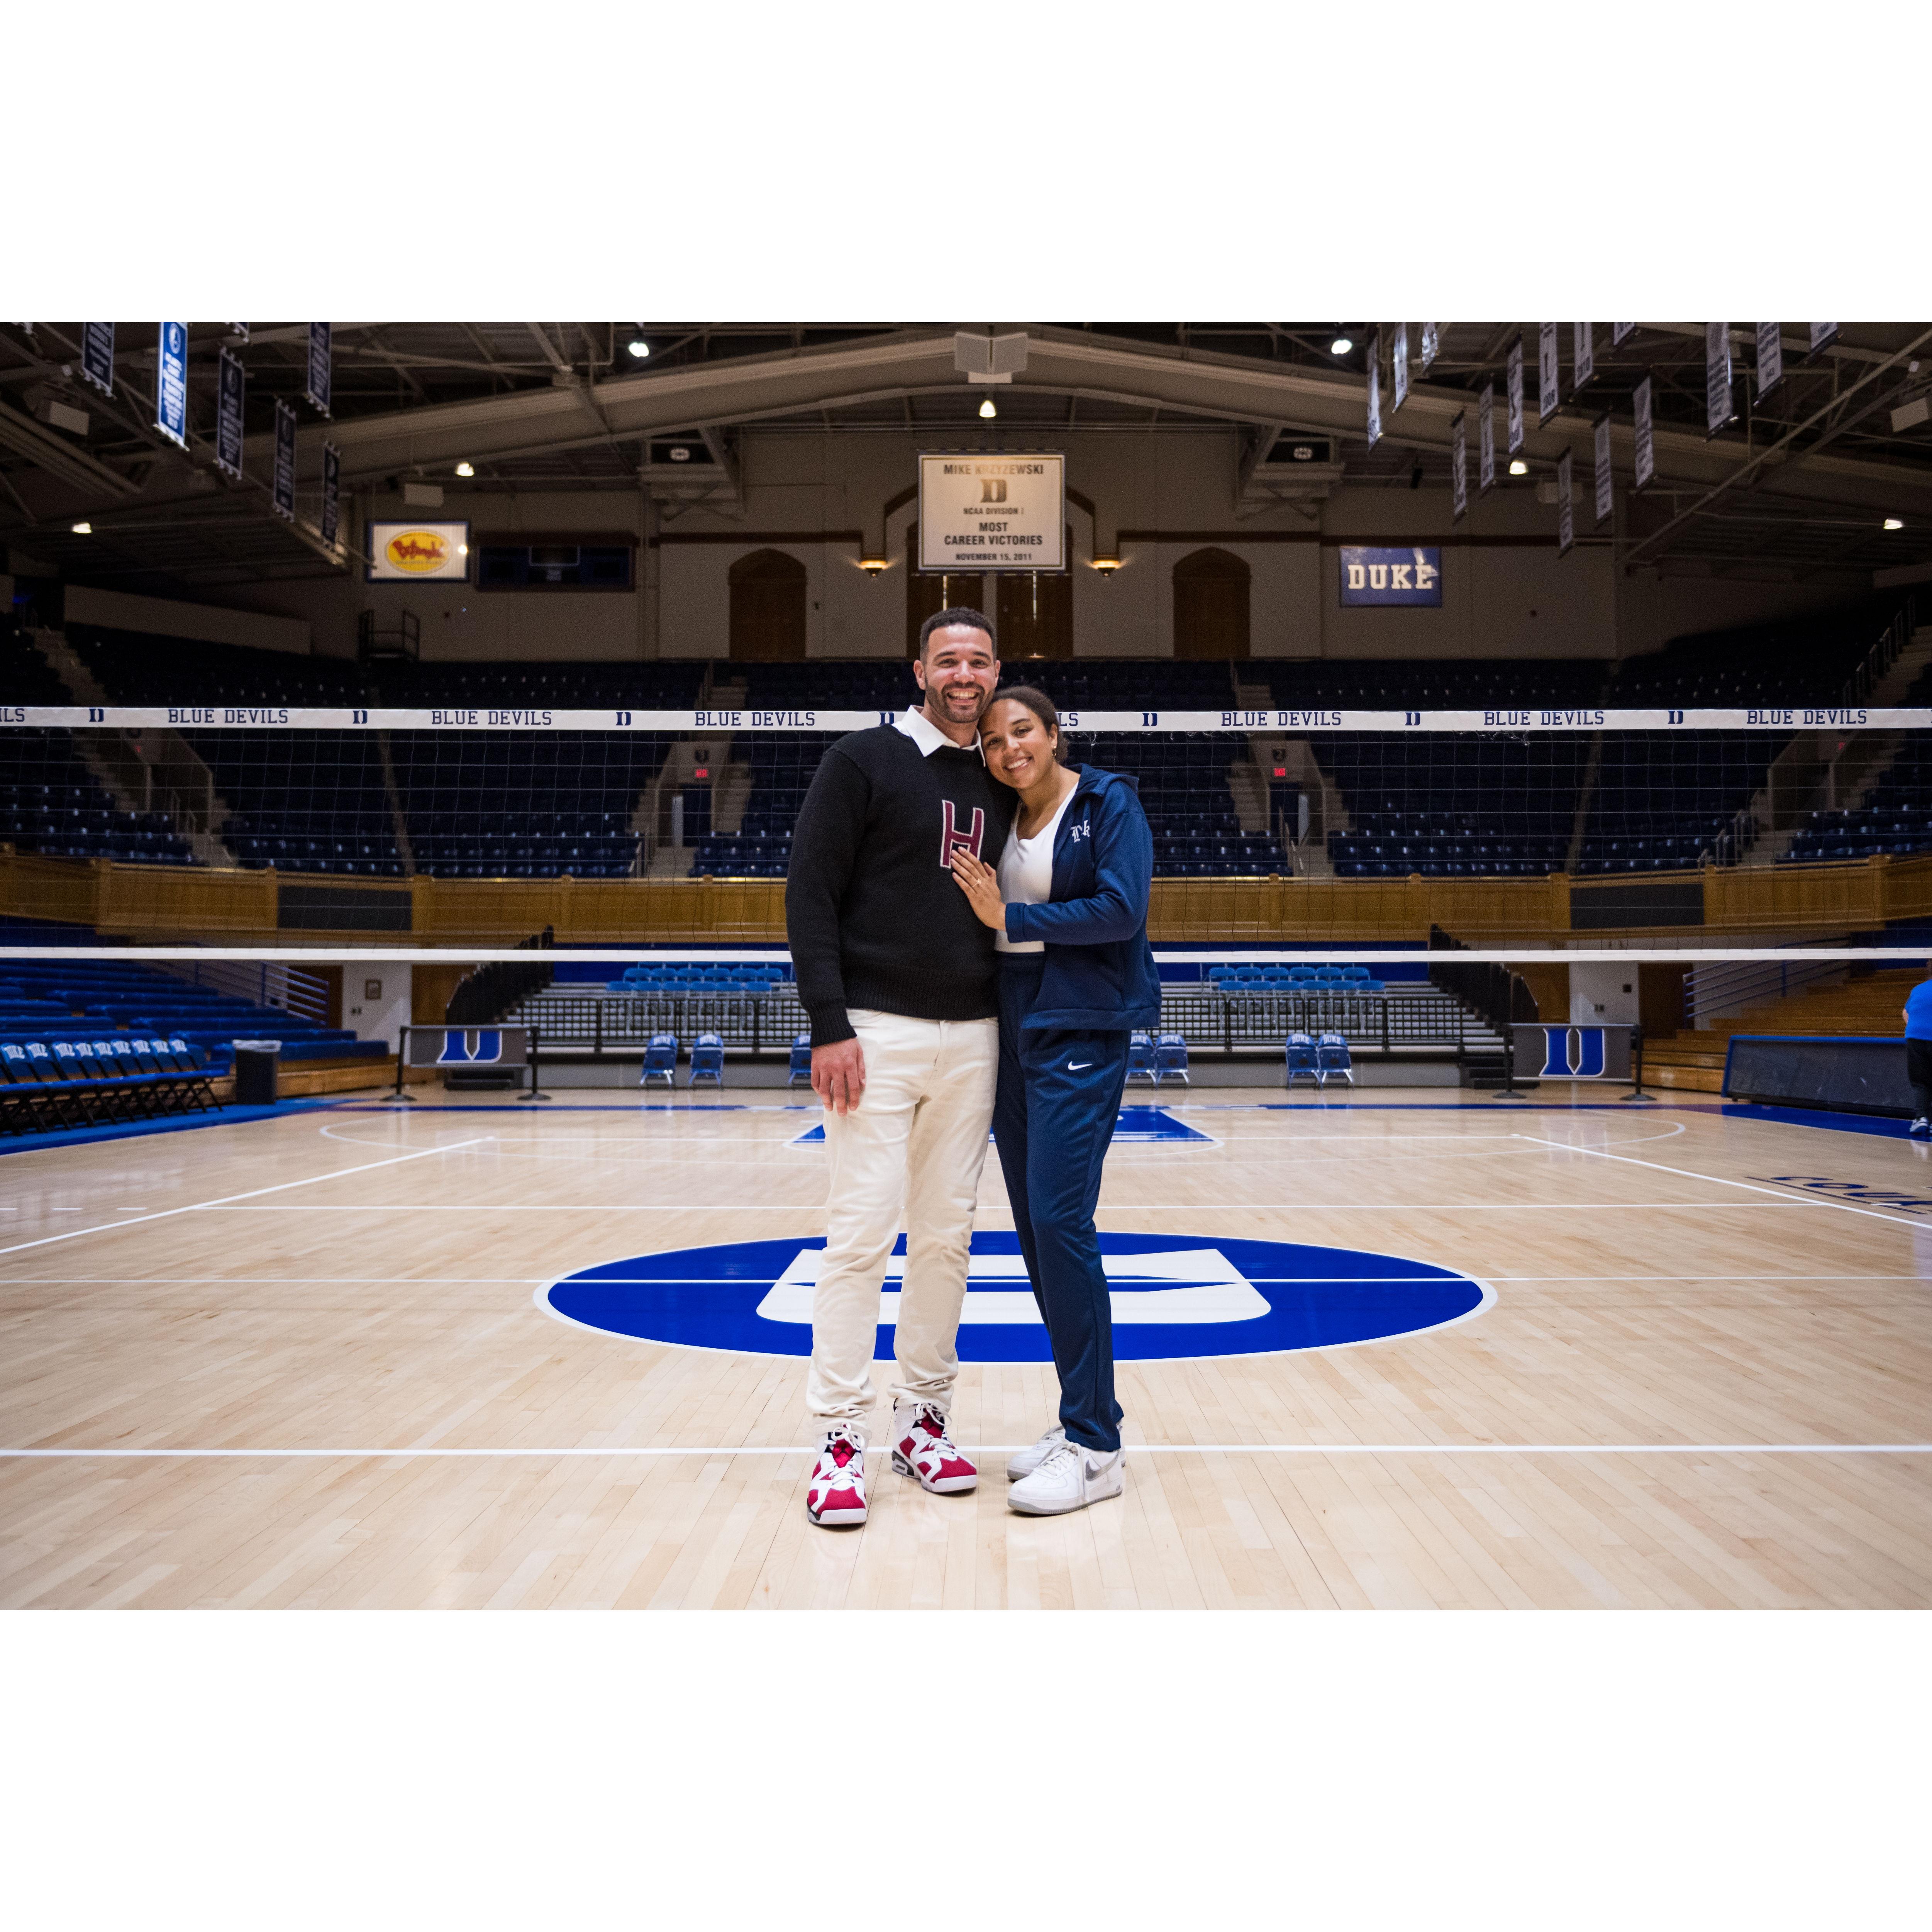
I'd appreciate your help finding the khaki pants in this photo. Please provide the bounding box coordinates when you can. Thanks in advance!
[808,1008,998,1435]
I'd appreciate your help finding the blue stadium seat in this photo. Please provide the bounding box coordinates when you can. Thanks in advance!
[1154,1034,1189,1085]
[1285,1033,1318,1087]
[1126,1032,1156,1085]
[641,1033,678,1088]
[688,1032,724,1087]
[1316,1033,1354,1086]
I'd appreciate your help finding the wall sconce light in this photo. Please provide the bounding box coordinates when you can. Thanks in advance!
[1091,554,1121,576]
[858,556,889,578]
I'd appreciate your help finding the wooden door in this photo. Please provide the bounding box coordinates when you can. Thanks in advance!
[729,549,808,661]
[903,528,984,656]
[995,545,1074,660]
[1173,546,1251,659]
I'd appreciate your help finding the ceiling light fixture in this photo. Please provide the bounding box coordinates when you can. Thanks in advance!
[626,334,651,359]
[978,397,997,419]
[454,461,474,478]
[1330,335,1353,356]
[1508,458,1529,476]
[70,520,92,534]
[1884,517,1905,530]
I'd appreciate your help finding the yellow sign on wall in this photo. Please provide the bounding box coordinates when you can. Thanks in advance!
[367,521,470,582]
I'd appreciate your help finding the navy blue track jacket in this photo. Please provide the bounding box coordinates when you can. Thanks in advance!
[1000,764,1161,1032]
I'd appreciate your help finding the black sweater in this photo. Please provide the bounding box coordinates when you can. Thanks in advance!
[785,721,1016,1046]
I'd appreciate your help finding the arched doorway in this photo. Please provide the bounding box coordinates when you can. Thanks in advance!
[1173,546,1251,659]
[729,549,808,661]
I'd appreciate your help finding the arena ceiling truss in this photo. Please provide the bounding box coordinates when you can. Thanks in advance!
[4,321,1932,597]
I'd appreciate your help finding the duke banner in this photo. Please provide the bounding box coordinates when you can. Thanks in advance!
[1391,324,1409,412]
[1612,323,1636,346]
[81,323,114,397]
[1593,414,1613,525]
[1366,329,1383,447]
[1537,322,1560,425]
[1451,410,1468,521]
[1479,380,1496,491]
[321,444,341,549]
[1506,339,1525,453]
[215,349,246,480]
[1705,322,1735,435]
[917,452,1064,572]
[1573,322,1594,391]
[1556,449,1574,557]
[273,401,297,520]
[1808,323,1839,356]
[1339,546,1442,607]
[1418,323,1439,372]
[154,322,188,449]
[305,323,332,415]
[1634,375,1656,491]
[1755,321,1784,402]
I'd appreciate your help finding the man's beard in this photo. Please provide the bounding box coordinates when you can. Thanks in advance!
[928,681,987,721]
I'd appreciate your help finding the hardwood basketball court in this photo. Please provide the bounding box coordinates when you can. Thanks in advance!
[3,1090,1927,1610]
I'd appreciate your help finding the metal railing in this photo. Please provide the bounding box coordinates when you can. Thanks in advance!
[163,958,334,1025]
[1686,955,1847,1029]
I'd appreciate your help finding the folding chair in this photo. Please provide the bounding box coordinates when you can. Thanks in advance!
[788,1032,813,1088]
[640,1032,678,1088]
[160,1037,220,1110]
[1284,1032,1319,1088]
[688,1032,724,1087]
[1154,1033,1190,1085]
[1316,1032,1354,1086]
[1126,1032,1156,1085]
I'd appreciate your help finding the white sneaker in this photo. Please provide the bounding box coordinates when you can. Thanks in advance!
[805,1426,868,1528]
[1911,1117,1930,1138]
[1007,1425,1065,1483]
[1007,1437,1124,1516]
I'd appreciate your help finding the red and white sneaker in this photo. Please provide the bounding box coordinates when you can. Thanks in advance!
[805,1427,868,1528]
[890,1403,978,1495]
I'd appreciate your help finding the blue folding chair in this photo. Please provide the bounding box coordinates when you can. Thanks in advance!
[641,1032,678,1088]
[688,1032,724,1087]
[1285,1032,1319,1087]
[1154,1033,1190,1085]
[1126,1031,1156,1085]
[1316,1032,1354,1086]
[788,1031,813,1088]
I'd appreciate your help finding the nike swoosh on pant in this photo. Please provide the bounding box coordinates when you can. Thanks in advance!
[1068,1062,1093,1070]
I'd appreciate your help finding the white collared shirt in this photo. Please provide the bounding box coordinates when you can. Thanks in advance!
[893,704,984,760]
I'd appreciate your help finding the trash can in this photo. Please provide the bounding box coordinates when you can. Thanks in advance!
[232,1039,282,1106]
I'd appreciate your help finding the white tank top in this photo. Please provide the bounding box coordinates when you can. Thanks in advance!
[994,787,1075,954]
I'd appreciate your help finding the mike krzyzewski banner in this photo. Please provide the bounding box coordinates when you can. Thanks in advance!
[0,703,1918,734]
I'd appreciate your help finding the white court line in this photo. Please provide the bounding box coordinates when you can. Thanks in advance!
[2,1443,1927,1460]
[0,1138,494,1257]
[1514,1135,1932,1231]
[173,1200,1844,1212]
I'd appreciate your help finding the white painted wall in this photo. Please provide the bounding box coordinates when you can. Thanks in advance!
[343,965,412,1052]
[66,583,312,653]
[1569,961,1639,1025]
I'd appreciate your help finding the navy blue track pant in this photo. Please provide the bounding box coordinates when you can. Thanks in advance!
[993,953,1129,1454]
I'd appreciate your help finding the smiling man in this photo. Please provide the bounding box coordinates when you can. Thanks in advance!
[783,608,1015,1526]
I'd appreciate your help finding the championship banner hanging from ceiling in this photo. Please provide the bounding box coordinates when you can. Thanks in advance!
[154,322,189,449]
[215,349,246,480]
[1506,339,1524,453]
[367,520,470,581]
[1573,323,1594,391]
[1418,324,1439,372]
[1755,321,1784,401]
[273,400,297,520]
[1556,448,1574,557]
[1612,323,1636,346]
[1634,375,1656,491]
[1808,324,1839,356]
[1339,545,1442,607]
[321,444,341,549]
[1593,414,1613,525]
[1451,410,1468,521]
[1705,323,1735,435]
[1537,322,1560,426]
[306,323,332,416]
[1365,329,1383,447]
[1478,380,1496,492]
[80,323,114,397]
[916,452,1065,572]
[1391,324,1409,412]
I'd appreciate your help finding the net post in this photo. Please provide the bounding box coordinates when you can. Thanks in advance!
[391,1026,416,1103]
[520,1023,552,1102]
[1491,1015,1530,1102]
[1620,1021,1659,1103]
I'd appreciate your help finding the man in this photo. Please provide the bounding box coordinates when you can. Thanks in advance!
[1903,966,1932,1135]
[784,608,1014,1527]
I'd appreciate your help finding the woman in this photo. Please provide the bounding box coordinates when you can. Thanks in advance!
[949,687,1160,1515]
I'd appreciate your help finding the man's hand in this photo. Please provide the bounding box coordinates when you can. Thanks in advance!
[811,1036,866,1114]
